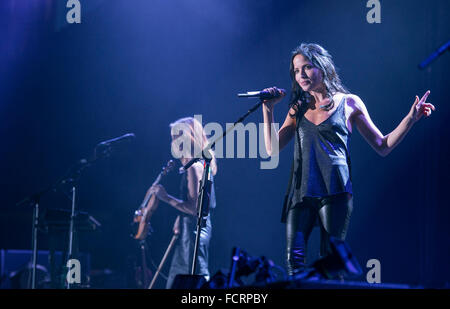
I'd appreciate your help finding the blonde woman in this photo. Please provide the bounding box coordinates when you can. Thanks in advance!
[149,117,217,288]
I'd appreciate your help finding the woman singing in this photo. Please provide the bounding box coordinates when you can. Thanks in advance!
[149,116,217,288]
[261,43,435,276]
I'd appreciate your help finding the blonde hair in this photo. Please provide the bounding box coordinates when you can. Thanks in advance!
[169,117,218,176]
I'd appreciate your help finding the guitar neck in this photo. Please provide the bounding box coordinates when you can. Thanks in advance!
[139,172,163,209]
[152,173,162,187]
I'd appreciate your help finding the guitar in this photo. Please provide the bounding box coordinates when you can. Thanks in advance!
[131,160,175,240]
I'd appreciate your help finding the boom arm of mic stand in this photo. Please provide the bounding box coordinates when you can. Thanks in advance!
[182,99,264,172]
[187,99,264,275]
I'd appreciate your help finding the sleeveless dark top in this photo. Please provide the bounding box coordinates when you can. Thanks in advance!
[281,95,352,222]
[179,164,216,212]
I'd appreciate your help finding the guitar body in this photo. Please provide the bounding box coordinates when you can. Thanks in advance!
[131,160,174,240]
[133,194,159,240]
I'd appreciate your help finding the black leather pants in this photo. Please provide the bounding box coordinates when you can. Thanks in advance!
[285,193,353,276]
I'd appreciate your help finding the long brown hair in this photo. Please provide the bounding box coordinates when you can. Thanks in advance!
[289,43,349,115]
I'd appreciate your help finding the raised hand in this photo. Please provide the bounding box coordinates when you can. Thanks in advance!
[409,90,436,122]
[262,86,286,110]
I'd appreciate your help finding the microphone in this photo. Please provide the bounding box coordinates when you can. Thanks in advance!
[237,89,286,100]
[97,133,135,147]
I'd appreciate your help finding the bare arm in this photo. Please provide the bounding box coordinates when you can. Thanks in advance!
[262,87,297,156]
[149,162,203,216]
[349,91,435,157]
[263,105,297,156]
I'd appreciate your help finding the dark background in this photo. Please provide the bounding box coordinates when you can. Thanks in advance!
[1,0,449,288]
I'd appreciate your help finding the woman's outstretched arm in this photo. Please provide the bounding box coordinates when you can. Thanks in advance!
[349,91,435,157]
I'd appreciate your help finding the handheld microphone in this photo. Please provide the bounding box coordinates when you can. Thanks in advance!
[237,89,286,100]
[97,133,135,147]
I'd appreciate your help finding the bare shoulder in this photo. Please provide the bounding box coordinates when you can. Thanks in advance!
[344,93,366,114]
[185,162,203,197]
[188,162,204,180]
[342,94,369,132]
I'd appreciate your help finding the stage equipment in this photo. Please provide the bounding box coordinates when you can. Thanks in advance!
[0,249,91,289]
[15,133,133,288]
[290,236,362,282]
[226,247,281,288]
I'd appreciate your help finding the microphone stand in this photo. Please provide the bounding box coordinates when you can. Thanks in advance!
[16,182,69,288]
[30,197,39,289]
[63,144,114,289]
[62,159,90,289]
[27,194,41,289]
[15,143,114,289]
[184,99,265,276]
